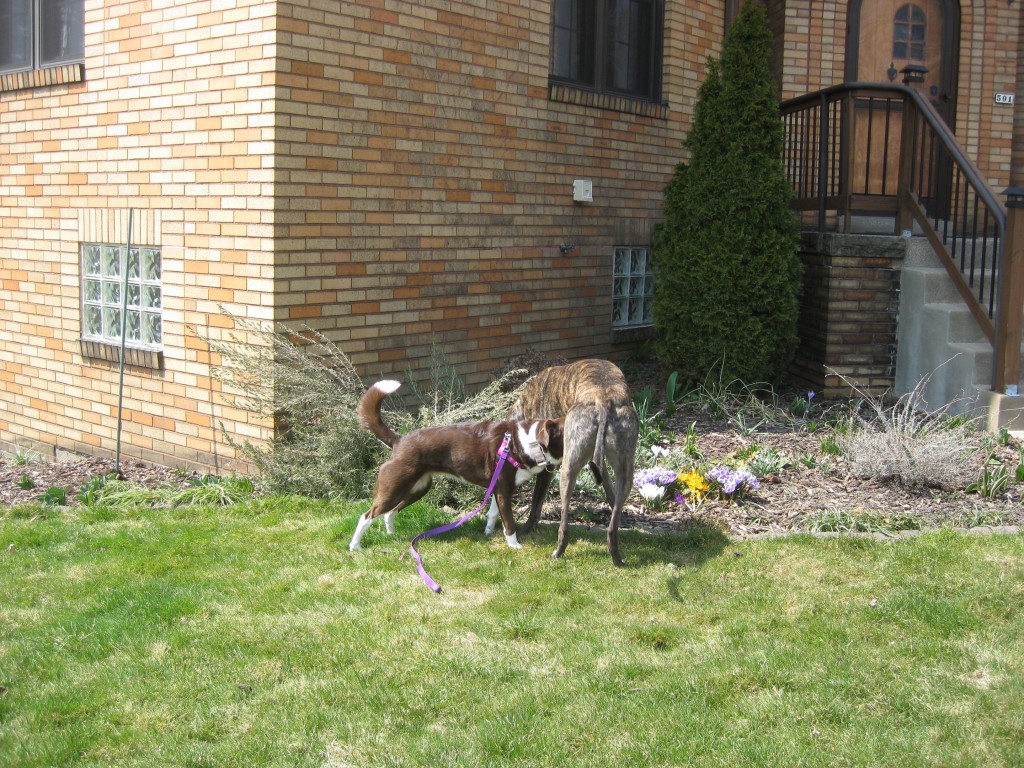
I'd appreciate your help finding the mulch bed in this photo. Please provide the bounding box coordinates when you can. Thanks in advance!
[513,406,1024,538]
[0,456,200,508]
[3,386,1023,539]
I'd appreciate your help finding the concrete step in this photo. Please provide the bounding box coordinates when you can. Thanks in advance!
[897,234,1024,432]
[949,341,1024,391]
[922,303,989,344]
[909,265,968,304]
[838,214,928,236]
[973,387,1024,432]
[947,341,994,384]
[904,236,941,267]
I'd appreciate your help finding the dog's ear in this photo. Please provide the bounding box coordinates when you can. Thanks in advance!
[535,418,554,444]
[538,418,565,456]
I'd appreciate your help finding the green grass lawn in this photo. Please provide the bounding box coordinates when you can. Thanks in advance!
[1,499,1022,767]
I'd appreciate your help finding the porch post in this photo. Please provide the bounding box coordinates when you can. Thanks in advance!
[994,188,1024,394]
[895,92,917,236]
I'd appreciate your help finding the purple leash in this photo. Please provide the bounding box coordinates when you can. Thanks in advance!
[409,432,517,593]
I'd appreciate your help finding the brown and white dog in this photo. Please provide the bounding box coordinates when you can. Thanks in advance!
[510,359,638,566]
[349,380,565,552]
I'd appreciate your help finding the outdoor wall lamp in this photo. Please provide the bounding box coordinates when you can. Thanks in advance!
[1003,187,1024,208]
[900,64,928,85]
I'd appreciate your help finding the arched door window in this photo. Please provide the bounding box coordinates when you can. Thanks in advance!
[847,0,959,126]
[893,4,926,61]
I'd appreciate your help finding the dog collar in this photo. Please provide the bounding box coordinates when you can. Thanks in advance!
[522,436,548,468]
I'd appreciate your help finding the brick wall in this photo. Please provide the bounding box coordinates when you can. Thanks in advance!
[768,0,1022,194]
[1,0,723,471]
[267,0,721,393]
[0,0,279,471]
[792,233,904,397]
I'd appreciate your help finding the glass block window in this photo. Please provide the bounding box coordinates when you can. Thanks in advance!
[612,246,653,329]
[81,243,162,349]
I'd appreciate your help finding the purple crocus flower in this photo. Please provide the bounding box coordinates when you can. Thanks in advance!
[634,466,678,503]
[706,466,760,496]
[633,467,680,489]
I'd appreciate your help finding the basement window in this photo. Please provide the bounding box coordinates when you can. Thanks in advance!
[81,243,163,351]
[612,246,653,330]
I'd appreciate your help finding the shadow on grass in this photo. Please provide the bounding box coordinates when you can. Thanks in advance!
[336,502,730,576]
[519,519,730,570]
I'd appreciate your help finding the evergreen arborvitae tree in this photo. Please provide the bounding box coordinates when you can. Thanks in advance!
[653,1,802,387]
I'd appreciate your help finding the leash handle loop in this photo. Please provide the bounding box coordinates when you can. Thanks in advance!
[409,433,513,593]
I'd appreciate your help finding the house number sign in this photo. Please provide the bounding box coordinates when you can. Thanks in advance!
[995,93,1015,105]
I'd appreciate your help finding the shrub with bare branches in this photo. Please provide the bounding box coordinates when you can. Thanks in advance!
[201,314,526,499]
[838,375,983,490]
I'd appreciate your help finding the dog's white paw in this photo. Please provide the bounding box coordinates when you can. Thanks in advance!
[505,533,522,549]
[485,499,499,536]
[349,541,362,551]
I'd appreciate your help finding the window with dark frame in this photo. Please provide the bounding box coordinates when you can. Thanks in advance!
[0,0,83,74]
[550,0,664,103]
[893,4,926,62]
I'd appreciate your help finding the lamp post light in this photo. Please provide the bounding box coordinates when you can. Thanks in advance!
[900,64,928,85]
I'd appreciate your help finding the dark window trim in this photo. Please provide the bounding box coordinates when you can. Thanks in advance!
[725,0,741,27]
[549,0,665,106]
[0,0,84,79]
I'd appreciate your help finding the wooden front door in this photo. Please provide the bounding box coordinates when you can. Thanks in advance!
[848,0,959,124]
[846,0,960,200]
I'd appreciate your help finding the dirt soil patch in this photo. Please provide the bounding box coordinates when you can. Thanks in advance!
[3,391,1022,539]
[0,456,200,508]
[522,405,1024,538]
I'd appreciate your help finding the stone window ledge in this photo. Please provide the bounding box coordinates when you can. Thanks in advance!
[1,63,84,94]
[549,81,669,119]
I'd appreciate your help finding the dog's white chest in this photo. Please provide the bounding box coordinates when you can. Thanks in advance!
[514,464,544,486]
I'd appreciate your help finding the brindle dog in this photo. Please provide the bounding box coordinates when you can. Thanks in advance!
[510,359,638,566]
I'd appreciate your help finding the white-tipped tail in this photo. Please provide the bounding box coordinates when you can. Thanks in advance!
[374,379,401,395]
[359,380,403,447]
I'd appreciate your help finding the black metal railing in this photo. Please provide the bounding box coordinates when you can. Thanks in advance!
[781,82,1007,346]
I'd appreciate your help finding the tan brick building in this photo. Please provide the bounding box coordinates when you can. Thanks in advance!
[765,0,1024,192]
[2,0,1022,472]
[1,0,719,471]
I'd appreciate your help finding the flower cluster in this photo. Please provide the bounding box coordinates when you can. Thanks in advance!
[674,469,711,511]
[634,467,681,503]
[705,465,760,497]
[634,461,763,512]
